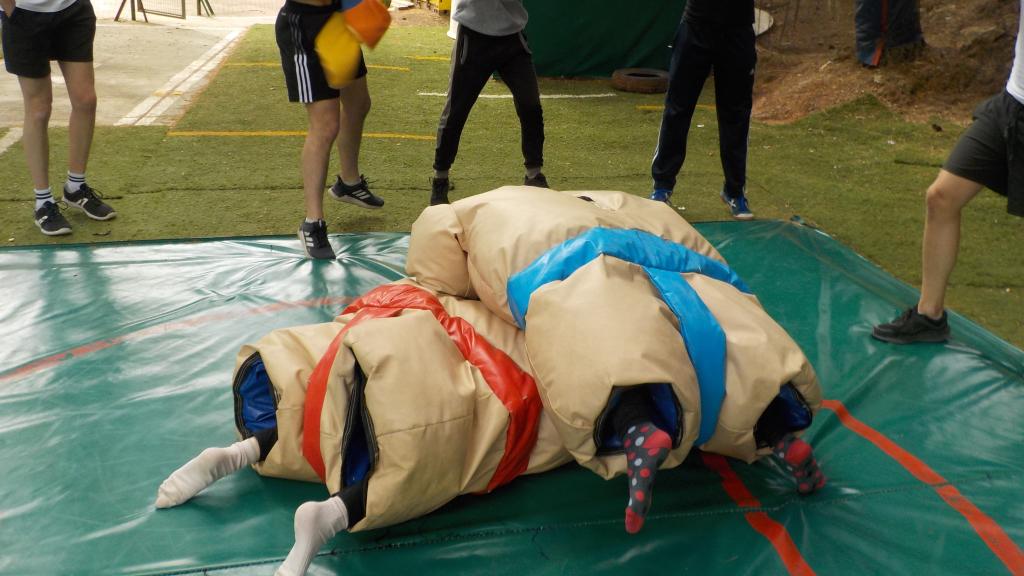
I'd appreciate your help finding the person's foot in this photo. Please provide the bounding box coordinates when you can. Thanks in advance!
[275,497,349,576]
[872,307,949,344]
[524,172,549,188]
[63,183,117,221]
[649,188,672,203]
[720,189,753,220]
[430,177,450,206]
[623,423,672,534]
[771,435,826,495]
[329,176,384,209]
[298,219,336,260]
[34,202,73,236]
[155,438,260,508]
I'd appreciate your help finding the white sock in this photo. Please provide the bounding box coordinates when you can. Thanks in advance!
[433,169,449,180]
[154,437,260,509]
[35,188,53,210]
[275,496,349,576]
[66,171,86,194]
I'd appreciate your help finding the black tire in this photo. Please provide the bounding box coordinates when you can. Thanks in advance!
[610,68,670,94]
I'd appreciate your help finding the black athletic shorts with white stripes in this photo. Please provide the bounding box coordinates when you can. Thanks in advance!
[274,0,367,103]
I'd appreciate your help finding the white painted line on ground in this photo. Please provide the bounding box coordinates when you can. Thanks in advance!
[417,92,617,99]
[116,29,244,126]
[0,128,23,157]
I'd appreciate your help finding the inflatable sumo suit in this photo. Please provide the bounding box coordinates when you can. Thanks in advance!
[232,280,571,531]
[406,186,823,479]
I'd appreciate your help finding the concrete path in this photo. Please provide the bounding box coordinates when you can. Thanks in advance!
[0,0,276,128]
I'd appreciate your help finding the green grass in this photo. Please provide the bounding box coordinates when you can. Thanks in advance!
[0,24,1020,347]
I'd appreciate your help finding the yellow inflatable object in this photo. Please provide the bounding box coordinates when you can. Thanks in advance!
[315,12,363,89]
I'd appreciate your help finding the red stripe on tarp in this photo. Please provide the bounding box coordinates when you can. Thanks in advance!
[1,297,355,384]
[700,453,816,576]
[303,284,542,491]
[822,399,1024,575]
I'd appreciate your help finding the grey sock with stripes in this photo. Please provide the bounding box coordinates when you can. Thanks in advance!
[35,188,54,210]
[66,171,86,194]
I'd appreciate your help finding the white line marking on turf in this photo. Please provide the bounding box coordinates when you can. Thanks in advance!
[0,127,24,157]
[417,92,617,99]
[116,29,244,127]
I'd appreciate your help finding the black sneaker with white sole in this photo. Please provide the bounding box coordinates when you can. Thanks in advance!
[64,183,117,220]
[524,172,549,188]
[34,202,73,236]
[430,177,450,206]
[329,176,384,209]
[297,219,336,260]
[872,307,950,344]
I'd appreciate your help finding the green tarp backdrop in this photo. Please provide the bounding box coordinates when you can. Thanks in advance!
[523,0,686,77]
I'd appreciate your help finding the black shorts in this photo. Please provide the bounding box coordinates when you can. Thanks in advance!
[1,0,96,78]
[944,90,1024,217]
[275,1,367,103]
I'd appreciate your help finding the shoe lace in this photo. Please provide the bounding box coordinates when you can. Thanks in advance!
[77,184,104,201]
[311,222,330,248]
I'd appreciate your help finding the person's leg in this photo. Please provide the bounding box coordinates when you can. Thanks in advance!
[275,481,364,576]
[712,24,756,218]
[336,74,370,185]
[770,434,826,495]
[432,25,500,203]
[609,387,672,534]
[59,60,96,182]
[302,99,341,222]
[18,75,53,192]
[154,428,273,508]
[496,32,545,185]
[917,170,985,316]
[650,19,713,198]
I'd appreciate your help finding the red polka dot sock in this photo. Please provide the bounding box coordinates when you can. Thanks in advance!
[622,423,672,534]
[772,434,826,495]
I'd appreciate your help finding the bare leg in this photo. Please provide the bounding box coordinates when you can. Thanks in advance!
[155,436,261,508]
[275,496,349,576]
[18,76,54,190]
[335,75,370,184]
[302,99,341,221]
[59,61,97,177]
[916,170,985,318]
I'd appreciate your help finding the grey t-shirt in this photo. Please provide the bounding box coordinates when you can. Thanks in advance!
[453,0,528,37]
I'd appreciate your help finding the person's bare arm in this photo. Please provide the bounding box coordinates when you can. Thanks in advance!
[0,0,15,16]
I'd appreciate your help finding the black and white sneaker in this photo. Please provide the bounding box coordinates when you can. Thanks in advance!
[297,219,336,260]
[524,172,549,188]
[34,202,73,236]
[872,307,950,344]
[64,183,117,221]
[329,176,384,209]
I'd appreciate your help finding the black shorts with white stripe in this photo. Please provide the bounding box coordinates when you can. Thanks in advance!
[274,0,367,104]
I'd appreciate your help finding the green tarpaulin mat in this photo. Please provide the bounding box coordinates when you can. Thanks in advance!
[1,221,1022,576]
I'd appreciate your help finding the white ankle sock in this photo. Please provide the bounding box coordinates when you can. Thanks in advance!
[66,171,86,194]
[154,437,260,508]
[35,188,53,210]
[275,496,349,576]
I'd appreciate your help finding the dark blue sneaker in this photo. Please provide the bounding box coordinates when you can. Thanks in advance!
[649,189,672,203]
[721,189,753,220]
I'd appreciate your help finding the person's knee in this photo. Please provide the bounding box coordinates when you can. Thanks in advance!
[308,115,340,145]
[24,94,53,125]
[345,92,371,121]
[69,88,98,114]
[926,180,964,217]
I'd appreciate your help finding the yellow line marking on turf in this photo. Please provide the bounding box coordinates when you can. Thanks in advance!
[168,130,433,140]
[407,55,450,61]
[636,104,716,111]
[224,62,411,72]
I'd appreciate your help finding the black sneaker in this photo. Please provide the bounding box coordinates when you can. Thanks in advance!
[430,177,450,206]
[64,183,117,220]
[872,307,950,344]
[329,176,384,209]
[297,219,336,260]
[34,201,72,236]
[524,172,549,188]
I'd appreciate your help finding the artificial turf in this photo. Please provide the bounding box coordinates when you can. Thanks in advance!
[0,24,1020,347]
